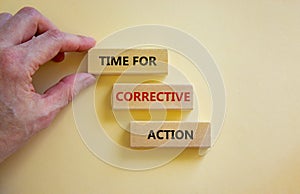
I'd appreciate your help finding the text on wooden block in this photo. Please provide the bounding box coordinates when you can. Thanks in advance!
[112,83,193,110]
[88,49,168,75]
[130,121,211,148]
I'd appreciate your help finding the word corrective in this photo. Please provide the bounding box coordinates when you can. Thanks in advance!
[112,83,193,110]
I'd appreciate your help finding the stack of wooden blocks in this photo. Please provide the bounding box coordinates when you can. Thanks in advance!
[88,48,211,149]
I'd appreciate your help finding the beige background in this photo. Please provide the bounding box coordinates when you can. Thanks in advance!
[0,0,300,193]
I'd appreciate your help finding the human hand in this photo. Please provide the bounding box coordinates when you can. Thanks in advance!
[0,7,96,162]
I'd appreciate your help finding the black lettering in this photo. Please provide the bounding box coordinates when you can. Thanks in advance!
[185,130,193,139]
[99,56,108,65]
[123,56,129,66]
[147,130,156,139]
[164,130,171,139]
[110,56,121,65]
[133,56,139,65]
[149,56,157,65]
[171,130,175,139]
[175,130,184,139]
[157,130,164,139]
[139,56,148,66]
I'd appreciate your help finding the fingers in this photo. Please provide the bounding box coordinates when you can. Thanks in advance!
[0,13,12,27]
[20,29,95,73]
[41,73,95,125]
[52,52,65,62]
[0,7,57,47]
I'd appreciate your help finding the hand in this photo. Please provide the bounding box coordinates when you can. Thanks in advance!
[0,7,96,162]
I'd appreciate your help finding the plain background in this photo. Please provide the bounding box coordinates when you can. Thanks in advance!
[0,0,299,193]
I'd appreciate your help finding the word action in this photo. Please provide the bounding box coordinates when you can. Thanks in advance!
[130,121,211,148]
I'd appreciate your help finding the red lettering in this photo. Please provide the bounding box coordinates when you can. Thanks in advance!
[171,92,175,101]
[116,92,123,101]
[150,92,156,101]
[115,91,191,102]
[164,92,171,101]
[157,92,164,101]
[184,92,191,101]
[142,92,149,101]
[175,92,184,101]
[124,92,132,101]
[133,92,141,101]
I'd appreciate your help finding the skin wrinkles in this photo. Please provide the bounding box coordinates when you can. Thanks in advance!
[0,7,96,162]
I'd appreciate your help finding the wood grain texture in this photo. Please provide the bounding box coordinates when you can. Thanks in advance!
[130,121,211,148]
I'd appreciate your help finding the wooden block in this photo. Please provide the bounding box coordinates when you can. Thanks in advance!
[88,49,168,75]
[112,83,193,110]
[130,121,211,148]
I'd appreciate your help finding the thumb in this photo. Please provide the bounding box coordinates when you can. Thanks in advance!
[41,73,95,121]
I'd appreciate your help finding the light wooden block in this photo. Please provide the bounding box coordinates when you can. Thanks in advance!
[88,49,168,75]
[112,83,193,110]
[130,121,211,148]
